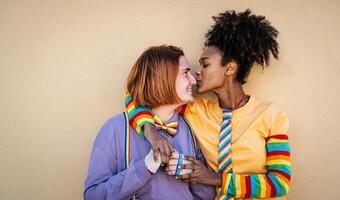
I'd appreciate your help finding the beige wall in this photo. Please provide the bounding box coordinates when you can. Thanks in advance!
[1,0,339,199]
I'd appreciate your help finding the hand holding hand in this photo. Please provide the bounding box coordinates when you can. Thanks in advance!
[177,156,221,186]
[144,124,174,165]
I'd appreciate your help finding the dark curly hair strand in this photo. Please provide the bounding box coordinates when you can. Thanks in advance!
[205,9,279,84]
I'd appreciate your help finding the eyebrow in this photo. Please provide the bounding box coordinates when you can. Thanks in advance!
[199,57,209,63]
[181,67,191,72]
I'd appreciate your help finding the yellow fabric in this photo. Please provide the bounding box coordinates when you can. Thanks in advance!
[184,96,289,200]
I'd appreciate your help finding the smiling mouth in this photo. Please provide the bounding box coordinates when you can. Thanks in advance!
[187,87,192,93]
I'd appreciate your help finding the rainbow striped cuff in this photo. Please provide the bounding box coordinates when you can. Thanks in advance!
[176,104,187,116]
[221,134,291,198]
[125,92,155,138]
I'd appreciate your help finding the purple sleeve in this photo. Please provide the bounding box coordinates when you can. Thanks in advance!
[83,117,152,200]
[190,143,216,199]
[191,184,216,200]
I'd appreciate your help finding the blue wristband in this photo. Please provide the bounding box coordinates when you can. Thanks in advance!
[175,154,183,176]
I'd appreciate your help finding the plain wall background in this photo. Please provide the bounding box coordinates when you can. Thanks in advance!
[1,0,339,199]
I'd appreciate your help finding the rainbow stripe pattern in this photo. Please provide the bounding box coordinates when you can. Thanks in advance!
[124,93,291,198]
[154,115,178,138]
[123,112,136,200]
[125,92,155,138]
[220,134,291,198]
[218,109,233,174]
[217,109,233,200]
[124,112,131,169]
[177,104,187,116]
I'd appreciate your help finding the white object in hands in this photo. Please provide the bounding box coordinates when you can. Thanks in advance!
[144,149,161,174]
[179,158,193,175]
[170,151,193,175]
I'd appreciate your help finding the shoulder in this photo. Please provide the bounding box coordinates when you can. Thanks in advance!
[105,112,127,127]
[188,97,219,113]
[253,97,290,133]
[252,97,288,118]
[93,112,127,147]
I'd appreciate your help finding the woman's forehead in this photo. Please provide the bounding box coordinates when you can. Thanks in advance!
[200,46,221,61]
[179,56,190,69]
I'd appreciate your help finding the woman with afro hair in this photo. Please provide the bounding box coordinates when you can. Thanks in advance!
[125,9,291,200]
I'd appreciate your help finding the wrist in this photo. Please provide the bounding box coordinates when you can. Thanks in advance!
[215,172,222,186]
[144,123,156,140]
[205,171,222,186]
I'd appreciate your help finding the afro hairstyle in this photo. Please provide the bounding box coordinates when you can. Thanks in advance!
[205,9,279,84]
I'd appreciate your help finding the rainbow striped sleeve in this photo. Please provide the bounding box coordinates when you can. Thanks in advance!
[221,134,291,198]
[125,92,155,138]
[124,92,188,138]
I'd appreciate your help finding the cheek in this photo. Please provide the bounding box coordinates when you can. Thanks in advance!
[203,68,220,81]
[176,76,188,92]
[203,69,224,88]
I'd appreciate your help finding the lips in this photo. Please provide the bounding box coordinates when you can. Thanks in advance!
[187,87,192,94]
[196,79,201,87]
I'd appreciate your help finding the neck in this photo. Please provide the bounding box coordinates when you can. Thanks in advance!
[151,104,178,122]
[214,81,246,109]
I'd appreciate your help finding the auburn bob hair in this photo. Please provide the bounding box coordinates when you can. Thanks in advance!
[126,45,184,108]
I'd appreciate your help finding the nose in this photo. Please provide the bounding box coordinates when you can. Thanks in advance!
[195,68,201,78]
[188,72,196,85]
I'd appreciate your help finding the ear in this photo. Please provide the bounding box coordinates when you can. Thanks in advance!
[224,61,238,76]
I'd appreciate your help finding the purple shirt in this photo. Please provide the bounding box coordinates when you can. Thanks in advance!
[84,112,215,200]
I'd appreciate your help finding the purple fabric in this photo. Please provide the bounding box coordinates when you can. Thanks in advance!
[84,112,215,200]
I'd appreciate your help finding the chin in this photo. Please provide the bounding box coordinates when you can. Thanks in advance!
[197,87,205,94]
[187,97,194,102]
[197,85,212,94]
[179,95,194,104]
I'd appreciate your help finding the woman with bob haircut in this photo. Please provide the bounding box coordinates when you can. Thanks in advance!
[125,9,291,200]
[84,45,215,200]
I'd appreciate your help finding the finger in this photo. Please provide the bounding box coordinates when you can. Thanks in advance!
[158,145,166,156]
[164,142,171,157]
[170,151,179,159]
[165,171,175,176]
[190,177,198,181]
[192,171,200,177]
[191,164,200,171]
[153,150,159,161]
[169,143,174,153]
[168,170,176,176]
[180,164,194,170]
[184,156,201,165]
[183,155,195,160]
[164,166,176,174]
[179,174,191,180]
[165,141,174,153]
[159,146,170,163]
[168,159,178,166]
[161,154,169,164]
[180,169,193,175]
[190,178,198,184]
[166,165,177,171]
[191,158,201,165]
[165,170,176,176]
